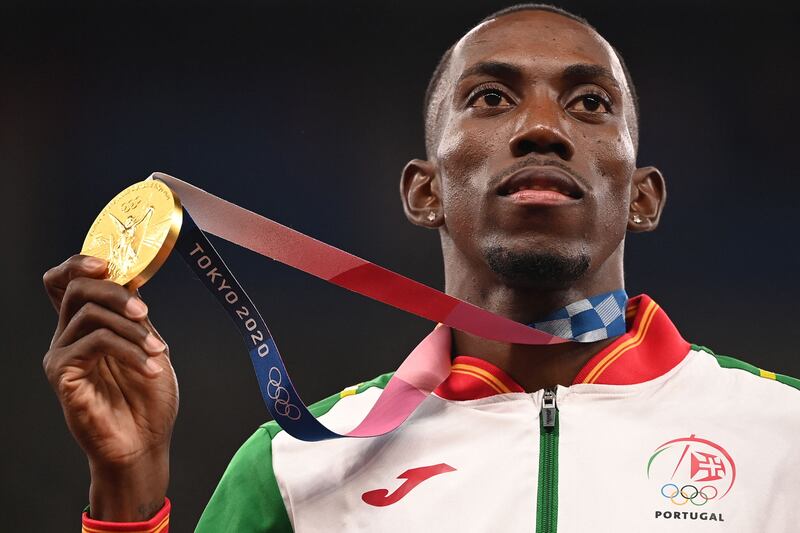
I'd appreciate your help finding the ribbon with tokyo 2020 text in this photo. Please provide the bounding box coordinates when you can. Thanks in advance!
[158,172,592,441]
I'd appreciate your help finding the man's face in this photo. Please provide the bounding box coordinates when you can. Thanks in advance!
[431,11,639,289]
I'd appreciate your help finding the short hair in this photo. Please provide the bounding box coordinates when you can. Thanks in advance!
[423,3,640,156]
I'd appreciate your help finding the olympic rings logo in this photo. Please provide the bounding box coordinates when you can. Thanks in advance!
[660,483,718,506]
[266,367,302,421]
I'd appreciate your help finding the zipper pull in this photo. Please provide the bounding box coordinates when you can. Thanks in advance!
[541,388,558,429]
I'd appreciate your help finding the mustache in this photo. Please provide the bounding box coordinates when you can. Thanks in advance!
[489,157,587,189]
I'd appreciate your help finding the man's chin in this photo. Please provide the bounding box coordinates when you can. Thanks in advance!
[483,245,590,290]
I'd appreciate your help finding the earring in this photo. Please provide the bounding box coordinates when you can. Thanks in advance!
[427,211,437,222]
[632,214,643,224]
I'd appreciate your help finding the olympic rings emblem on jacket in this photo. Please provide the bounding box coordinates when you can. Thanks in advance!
[661,484,718,506]
[266,366,302,420]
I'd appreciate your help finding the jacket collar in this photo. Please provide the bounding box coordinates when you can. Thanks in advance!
[434,294,690,400]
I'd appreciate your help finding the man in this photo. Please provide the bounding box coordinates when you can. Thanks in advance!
[42,4,799,532]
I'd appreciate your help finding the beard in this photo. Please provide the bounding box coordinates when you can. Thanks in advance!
[484,245,590,290]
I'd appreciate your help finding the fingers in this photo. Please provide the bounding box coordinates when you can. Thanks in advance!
[42,256,170,382]
[44,328,163,384]
[57,277,147,339]
[54,302,166,358]
[43,255,109,313]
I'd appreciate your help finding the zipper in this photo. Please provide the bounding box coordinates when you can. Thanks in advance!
[536,387,559,533]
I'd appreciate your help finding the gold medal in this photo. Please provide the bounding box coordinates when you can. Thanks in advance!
[81,177,182,290]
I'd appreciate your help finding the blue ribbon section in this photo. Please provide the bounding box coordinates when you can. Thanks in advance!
[175,211,339,441]
[530,290,628,342]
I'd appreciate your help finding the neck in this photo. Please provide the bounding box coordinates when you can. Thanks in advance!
[443,243,625,392]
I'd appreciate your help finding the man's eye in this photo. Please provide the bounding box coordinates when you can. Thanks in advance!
[568,94,611,113]
[469,90,513,108]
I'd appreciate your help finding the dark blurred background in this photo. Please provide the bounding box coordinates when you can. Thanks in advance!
[3,0,798,530]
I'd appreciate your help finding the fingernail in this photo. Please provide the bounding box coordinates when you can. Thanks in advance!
[144,333,165,352]
[83,257,106,270]
[145,358,163,374]
[125,298,148,317]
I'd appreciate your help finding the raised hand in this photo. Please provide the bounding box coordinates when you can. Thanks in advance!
[43,254,178,521]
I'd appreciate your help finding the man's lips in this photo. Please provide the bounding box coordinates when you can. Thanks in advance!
[496,166,584,206]
[506,188,575,205]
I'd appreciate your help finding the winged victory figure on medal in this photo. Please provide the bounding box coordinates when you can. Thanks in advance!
[105,206,154,280]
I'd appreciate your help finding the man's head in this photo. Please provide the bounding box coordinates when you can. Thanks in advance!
[400,4,666,300]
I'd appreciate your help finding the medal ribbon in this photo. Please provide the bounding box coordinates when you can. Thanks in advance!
[158,173,625,441]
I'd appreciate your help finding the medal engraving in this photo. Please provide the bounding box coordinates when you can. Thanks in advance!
[81,177,182,289]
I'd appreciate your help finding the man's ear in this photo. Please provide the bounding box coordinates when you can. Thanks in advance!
[400,159,444,228]
[628,166,666,233]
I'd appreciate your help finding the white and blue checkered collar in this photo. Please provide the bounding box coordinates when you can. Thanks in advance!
[529,290,628,342]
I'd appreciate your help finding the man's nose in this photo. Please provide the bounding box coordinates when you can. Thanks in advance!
[508,98,575,160]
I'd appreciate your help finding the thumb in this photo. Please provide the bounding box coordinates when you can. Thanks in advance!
[132,289,170,359]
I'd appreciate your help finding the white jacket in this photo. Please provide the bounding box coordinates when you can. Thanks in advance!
[197,294,800,532]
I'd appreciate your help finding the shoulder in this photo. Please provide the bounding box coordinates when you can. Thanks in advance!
[197,371,394,532]
[690,344,800,394]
